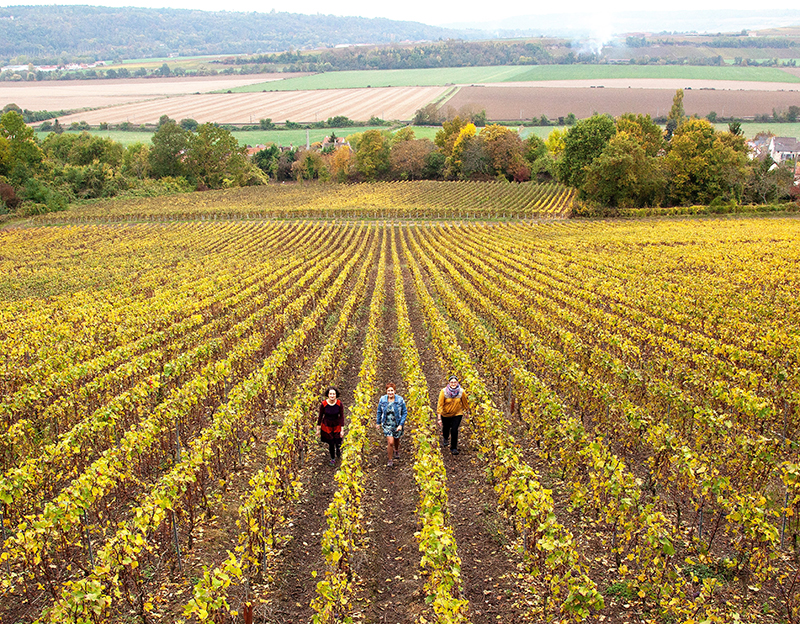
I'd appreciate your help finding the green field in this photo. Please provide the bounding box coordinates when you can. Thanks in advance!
[232,126,387,146]
[408,123,800,141]
[34,130,154,146]
[230,64,800,92]
[712,121,800,138]
[34,126,389,148]
[509,64,800,83]
[33,120,800,150]
[229,66,526,92]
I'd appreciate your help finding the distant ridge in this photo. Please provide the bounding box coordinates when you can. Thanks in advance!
[444,9,800,38]
[0,5,477,63]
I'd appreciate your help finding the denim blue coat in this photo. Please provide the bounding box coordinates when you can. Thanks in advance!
[376,394,407,437]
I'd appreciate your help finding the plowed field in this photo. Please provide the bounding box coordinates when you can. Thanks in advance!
[446,83,800,120]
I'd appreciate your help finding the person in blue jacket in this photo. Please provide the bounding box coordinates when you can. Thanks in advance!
[375,382,407,467]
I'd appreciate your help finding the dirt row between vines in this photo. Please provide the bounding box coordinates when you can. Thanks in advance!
[399,235,527,624]
[143,233,378,623]
[401,225,652,624]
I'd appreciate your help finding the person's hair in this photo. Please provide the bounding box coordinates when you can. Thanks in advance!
[325,386,340,398]
[385,382,396,390]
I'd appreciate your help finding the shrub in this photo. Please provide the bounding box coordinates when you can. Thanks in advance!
[0,182,20,210]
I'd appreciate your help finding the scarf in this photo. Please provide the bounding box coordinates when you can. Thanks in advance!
[444,383,462,399]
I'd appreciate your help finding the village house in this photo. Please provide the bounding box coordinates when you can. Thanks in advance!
[769,136,800,163]
[321,135,349,150]
[746,134,772,160]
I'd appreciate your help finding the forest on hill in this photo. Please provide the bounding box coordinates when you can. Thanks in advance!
[0,6,473,64]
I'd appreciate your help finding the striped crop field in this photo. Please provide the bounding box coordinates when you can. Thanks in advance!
[31,181,577,223]
[0,215,798,623]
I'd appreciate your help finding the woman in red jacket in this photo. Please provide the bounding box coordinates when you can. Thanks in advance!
[317,386,344,465]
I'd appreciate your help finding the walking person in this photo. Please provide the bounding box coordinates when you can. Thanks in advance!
[318,387,344,466]
[437,375,469,455]
[375,382,407,468]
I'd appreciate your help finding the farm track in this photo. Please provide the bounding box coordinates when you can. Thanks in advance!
[402,252,526,624]
[356,249,425,623]
[264,244,377,624]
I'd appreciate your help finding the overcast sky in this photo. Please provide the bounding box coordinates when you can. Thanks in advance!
[2,0,800,27]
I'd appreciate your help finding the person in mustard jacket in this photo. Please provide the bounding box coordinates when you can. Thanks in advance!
[437,375,469,455]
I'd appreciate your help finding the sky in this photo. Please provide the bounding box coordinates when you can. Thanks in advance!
[2,0,800,28]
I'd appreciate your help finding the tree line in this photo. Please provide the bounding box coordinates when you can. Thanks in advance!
[237,40,559,72]
[0,112,266,215]
[559,91,799,211]
[1,94,797,217]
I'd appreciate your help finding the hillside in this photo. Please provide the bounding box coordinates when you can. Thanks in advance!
[0,5,474,63]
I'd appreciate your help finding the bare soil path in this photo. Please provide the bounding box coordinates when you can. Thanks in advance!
[400,238,525,624]
[262,255,378,624]
[355,248,426,623]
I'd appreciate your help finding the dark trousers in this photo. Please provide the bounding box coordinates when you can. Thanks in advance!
[441,415,463,450]
[327,440,342,458]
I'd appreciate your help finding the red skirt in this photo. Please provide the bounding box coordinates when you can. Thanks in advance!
[320,418,342,442]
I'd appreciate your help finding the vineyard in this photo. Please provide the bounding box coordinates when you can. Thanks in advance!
[0,215,799,624]
[30,181,576,223]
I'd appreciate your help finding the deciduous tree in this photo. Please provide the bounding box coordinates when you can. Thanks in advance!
[184,123,257,188]
[448,122,477,179]
[392,126,416,144]
[615,113,664,157]
[583,132,666,207]
[329,146,355,182]
[667,88,686,127]
[480,124,528,181]
[354,129,390,181]
[390,138,434,180]
[148,120,188,179]
[434,115,469,158]
[744,155,795,204]
[664,118,748,205]
[545,128,567,158]
[252,144,281,178]
[291,149,328,181]
[122,142,150,179]
[557,113,616,188]
[0,110,44,179]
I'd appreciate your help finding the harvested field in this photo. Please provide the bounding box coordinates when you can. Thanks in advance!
[495,78,800,91]
[0,73,296,111]
[446,83,800,120]
[51,85,449,125]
